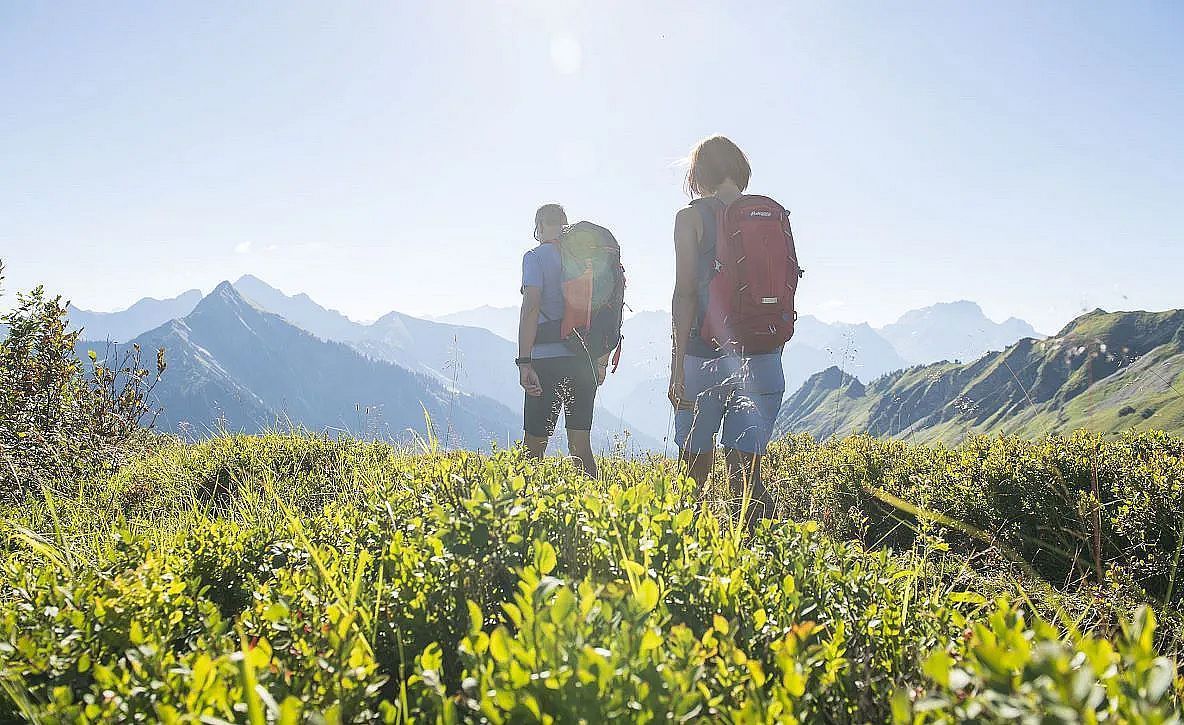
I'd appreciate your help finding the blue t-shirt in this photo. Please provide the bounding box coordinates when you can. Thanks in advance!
[521,243,573,359]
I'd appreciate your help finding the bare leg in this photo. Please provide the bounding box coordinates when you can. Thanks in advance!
[524,433,548,460]
[680,447,715,502]
[565,429,597,477]
[724,447,773,532]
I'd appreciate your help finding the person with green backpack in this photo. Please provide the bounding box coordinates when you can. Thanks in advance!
[516,203,626,477]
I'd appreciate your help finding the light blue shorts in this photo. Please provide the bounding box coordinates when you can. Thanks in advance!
[674,353,785,455]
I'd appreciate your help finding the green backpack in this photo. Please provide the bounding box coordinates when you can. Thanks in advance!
[537,221,626,368]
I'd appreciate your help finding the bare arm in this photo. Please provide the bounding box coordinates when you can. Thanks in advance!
[669,206,701,408]
[518,286,542,360]
[518,286,543,396]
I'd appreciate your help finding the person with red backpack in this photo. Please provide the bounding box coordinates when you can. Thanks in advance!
[517,203,625,477]
[669,136,803,531]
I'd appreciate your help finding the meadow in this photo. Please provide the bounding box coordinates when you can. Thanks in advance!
[1,430,1181,723]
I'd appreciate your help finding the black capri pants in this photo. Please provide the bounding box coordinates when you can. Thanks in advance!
[523,355,598,437]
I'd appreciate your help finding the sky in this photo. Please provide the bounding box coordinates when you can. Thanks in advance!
[1,1,1181,333]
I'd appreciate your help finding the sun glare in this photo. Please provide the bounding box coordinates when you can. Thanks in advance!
[549,32,582,75]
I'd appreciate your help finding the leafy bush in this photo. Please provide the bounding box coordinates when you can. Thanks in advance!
[909,604,1180,723]
[0,262,166,498]
[765,431,1184,612]
[0,436,1178,721]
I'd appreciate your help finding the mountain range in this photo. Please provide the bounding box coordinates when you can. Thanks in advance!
[775,309,1184,442]
[112,283,516,447]
[878,300,1041,365]
[229,276,652,450]
[67,278,656,451]
[432,305,520,343]
[65,286,1053,448]
[440,302,1043,443]
[46,279,1184,446]
[438,300,1040,379]
[66,290,202,343]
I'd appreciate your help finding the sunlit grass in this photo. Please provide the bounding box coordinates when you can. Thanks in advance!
[0,431,1180,720]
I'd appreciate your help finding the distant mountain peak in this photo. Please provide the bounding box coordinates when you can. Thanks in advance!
[234,273,271,287]
[892,300,985,323]
[777,306,1184,443]
[1055,308,1113,337]
[116,282,522,446]
[67,289,205,343]
[454,304,512,313]
[231,274,363,341]
[372,310,404,326]
[69,288,204,316]
[190,282,267,327]
[153,288,203,305]
[878,300,1041,365]
[207,280,247,306]
[930,300,982,312]
[806,366,865,396]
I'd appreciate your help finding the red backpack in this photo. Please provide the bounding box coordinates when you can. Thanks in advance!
[694,195,803,354]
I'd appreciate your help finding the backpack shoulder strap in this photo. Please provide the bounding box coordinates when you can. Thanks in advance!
[688,197,724,254]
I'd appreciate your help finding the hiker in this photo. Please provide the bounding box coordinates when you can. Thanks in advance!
[669,136,803,531]
[517,203,621,477]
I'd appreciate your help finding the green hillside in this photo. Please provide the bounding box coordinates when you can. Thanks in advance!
[777,309,1184,443]
[1,432,1181,721]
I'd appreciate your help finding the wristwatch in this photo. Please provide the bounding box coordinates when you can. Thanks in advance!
[515,356,533,366]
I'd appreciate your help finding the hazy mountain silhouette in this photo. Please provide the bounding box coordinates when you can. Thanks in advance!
[233,274,364,342]
[59,276,1046,450]
[595,310,912,443]
[776,308,1184,442]
[67,290,203,343]
[792,315,910,382]
[877,300,1042,365]
[433,305,519,342]
[230,277,658,451]
[437,302,1040,394]
[233,276,517,397]
[118,282,517,447]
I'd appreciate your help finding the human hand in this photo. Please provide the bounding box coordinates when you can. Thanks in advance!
[519,364,542,396]
[668,365,692,410]
[596,362,608,386]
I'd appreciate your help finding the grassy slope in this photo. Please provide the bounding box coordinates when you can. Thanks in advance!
[1,433,1181,720]
[778,310,1184,444]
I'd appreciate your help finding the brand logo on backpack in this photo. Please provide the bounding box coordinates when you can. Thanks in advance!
[749,210,773,217]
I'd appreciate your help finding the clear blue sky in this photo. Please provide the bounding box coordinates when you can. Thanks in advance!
[2,1,1181,333]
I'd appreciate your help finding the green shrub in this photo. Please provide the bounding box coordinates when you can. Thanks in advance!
[0,438,1178,721]
[765,431,1184,611]
[0,262,165,499]
[906,604,1180,723]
